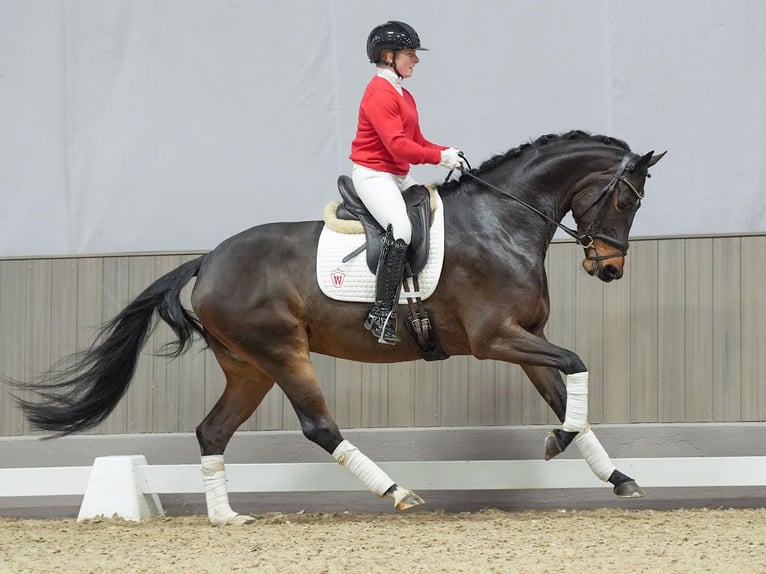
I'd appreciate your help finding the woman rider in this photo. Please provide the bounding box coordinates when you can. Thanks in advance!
[350,20,466,345]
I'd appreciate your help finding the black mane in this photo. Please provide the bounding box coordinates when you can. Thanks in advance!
[438,130,631,194]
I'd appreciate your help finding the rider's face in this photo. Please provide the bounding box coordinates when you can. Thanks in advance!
[394,49,419,78]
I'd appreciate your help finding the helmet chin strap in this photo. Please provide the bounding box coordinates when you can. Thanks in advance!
[387,51,403,79]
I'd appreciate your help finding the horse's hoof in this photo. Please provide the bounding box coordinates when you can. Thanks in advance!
[211,513,255,526]
[391,486,426,511]
[544,431,564,461]
[613,480,645,498]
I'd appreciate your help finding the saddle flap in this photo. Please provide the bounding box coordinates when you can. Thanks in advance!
[333,176,432,276]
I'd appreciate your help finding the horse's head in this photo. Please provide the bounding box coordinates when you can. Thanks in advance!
[573,149,666,282]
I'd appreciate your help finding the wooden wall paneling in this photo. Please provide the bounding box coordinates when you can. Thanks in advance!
[49,259,79,367]
[386,362,415,427]
[413,359,441,427]
[25,260,53,435]
[0,260,28,435]
[493,360,524,425]
[601,269,631,422]
[360,361,389,429]
[2,234,766,437]
[711,237,742,421]
[334,358,363,429]
[684,239,714,421]
[740,237,766,420]
[467,358,497,426]
[629,241,659,422]
[439,355,469,427]
[657,239,686,421]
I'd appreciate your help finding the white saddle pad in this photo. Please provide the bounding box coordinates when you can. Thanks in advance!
[316,192,445,303]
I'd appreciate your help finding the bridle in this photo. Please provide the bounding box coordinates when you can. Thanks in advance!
[453,152,644,262]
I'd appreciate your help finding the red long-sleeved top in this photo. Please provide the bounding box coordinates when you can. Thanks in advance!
[350,75,446,176]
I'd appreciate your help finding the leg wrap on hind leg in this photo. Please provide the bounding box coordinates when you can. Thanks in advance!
[332,440,395,496]
[562,372,589,432]
[201,455,239,524]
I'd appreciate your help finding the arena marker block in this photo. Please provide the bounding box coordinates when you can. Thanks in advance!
[77,455,164,522]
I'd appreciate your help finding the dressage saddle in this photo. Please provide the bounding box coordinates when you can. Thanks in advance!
[334,175,431,276]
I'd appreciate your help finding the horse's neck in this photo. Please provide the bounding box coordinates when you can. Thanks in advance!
[442,151,603,254]
[475,164,575,237]
[441,181,559,255]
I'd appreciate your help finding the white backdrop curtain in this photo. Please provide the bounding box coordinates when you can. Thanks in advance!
[1,0,765,256]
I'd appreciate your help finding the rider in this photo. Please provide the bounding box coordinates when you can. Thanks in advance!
[350,20,467,345]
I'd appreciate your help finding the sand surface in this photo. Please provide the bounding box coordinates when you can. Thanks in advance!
[1,507,765,573]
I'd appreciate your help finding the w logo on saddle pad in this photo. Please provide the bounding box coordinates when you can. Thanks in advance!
[316,189,445,303]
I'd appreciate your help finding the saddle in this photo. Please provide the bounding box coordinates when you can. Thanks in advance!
[335,175,432,277]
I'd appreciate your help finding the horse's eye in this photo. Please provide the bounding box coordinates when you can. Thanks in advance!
[616,199,630,212]
[615,187,640,212]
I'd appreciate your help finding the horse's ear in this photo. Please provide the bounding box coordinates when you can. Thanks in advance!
[644,150,667,168]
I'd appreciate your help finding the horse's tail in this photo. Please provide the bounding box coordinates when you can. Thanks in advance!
[11,255,206,437]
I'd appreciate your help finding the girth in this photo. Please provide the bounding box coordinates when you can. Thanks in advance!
[335,175,431,277]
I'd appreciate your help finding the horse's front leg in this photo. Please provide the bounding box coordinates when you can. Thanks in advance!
[475,324,643,497]
[521,364,644,497]
[518,364,576,459]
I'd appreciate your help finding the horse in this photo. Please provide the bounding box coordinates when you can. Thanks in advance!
[11,130,665,526]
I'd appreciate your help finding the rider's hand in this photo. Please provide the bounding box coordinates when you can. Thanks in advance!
[439,147,468,171]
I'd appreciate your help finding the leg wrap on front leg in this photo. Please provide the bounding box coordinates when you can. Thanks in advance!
[201,455,252,526]
[562,372,589,432]
[574,426,616,482]
[332,440,395,496]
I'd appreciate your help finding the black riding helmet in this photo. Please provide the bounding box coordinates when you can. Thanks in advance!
[366,20,429,65]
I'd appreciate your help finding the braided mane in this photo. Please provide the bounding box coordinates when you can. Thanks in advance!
[439,130,631,194]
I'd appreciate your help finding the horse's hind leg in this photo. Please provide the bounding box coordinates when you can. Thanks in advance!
[196,340,276,526]
[521,364,644,498]
[275,355,424,511]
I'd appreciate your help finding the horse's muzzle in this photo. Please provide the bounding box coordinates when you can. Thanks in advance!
[582,241,625,282]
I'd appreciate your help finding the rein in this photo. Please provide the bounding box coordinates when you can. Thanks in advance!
[451,152,641,261]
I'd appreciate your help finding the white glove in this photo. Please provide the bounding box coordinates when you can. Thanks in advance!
[439,147,468,171]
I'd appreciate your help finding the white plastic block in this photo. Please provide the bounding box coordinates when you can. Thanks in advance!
[77,455,164,522]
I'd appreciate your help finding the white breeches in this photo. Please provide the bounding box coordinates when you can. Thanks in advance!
[351,163,419,244]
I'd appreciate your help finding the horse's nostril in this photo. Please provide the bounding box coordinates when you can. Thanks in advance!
[605,264,623,280]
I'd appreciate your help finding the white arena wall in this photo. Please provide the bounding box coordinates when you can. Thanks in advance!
[2,1,765,257]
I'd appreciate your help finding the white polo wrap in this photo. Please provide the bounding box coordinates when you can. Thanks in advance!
[332,439,395,496]
[562,371,589,432]
[201,455,239,524]
[574,426,616,482]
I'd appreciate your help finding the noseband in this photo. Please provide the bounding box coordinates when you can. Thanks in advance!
[459,152,642,262]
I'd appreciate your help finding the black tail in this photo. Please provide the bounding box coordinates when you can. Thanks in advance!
[10,256,206,437]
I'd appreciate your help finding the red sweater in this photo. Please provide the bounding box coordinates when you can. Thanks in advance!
[350,75,446,175]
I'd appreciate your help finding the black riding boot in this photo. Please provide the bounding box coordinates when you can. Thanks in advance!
[364,227,408,345]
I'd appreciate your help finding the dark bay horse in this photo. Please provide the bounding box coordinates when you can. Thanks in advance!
[13,130,664,525]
